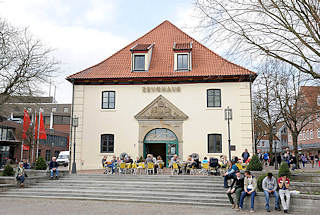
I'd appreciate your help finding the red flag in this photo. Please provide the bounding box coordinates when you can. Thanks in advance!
[22,109,31,139]
[39,112,47,140]
[23,145,30,150]
[34,115,38,139]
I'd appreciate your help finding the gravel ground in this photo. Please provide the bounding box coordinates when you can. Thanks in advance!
[0,198,302,215]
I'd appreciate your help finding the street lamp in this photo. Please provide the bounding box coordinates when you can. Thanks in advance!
[273,126,278,170]
[71,116,78,174]
[224,106,232,161]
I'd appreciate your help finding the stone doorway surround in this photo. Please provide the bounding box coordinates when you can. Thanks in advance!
[135,95,188,159]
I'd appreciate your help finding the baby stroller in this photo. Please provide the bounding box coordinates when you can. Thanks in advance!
[209,157,221,175]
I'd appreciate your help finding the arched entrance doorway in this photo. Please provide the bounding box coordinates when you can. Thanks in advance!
[143,128,178,167]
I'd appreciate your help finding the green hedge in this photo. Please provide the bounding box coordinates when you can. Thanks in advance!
[278,162,291,178]
[246,154,263,171]
[3,164,15,176]
[257,173,268,192]
[35,157,47,170]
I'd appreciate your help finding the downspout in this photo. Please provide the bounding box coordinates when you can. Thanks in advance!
[69,79,75,172]
[249,74,255,154]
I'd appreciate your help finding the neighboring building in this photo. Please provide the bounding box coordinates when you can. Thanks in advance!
[0,122,21,167]
[254,120,288,153]
[0,96,71,164]
[67,20,256,170]
[288,86,320,155]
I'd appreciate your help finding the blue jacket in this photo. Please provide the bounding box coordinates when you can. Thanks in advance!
[227,164,239,176]
[49,161,58,169]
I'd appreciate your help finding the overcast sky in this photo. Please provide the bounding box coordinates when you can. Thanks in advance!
[0,0,207,103]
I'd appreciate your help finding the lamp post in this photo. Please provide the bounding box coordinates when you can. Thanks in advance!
[71,116,78,174]
[224,106,232,161]
[273,126,278,170]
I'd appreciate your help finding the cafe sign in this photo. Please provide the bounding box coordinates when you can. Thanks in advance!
[142,86,181,93]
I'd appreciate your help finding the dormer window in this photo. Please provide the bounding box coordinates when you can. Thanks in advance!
[173,42,192,71]
[130,43,154,72]
[177,54,188,70]
[134,55,145,71]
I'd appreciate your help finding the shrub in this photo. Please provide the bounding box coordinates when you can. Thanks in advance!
[257,173,268,192]
[3,164,15,176]
[246,154,263,171]
[278,162,291,178]
[35,157,47,170]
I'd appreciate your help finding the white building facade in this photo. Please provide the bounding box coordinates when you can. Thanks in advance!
[67,21,256,170]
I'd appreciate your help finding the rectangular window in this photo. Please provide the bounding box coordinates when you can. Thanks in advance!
[52,107,56,112]
[101,134,114,153]
[37,149,41,159]
[134,55,145,71]
[310,130,313,139]
[177,54,188,70]
[208,134,222,153]
[63,107,69,113]
[207,89,221,107]
[318,128,320,138]
[45,149,51,162]
[102,91,115,109]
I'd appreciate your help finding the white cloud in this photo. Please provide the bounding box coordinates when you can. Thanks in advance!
[85,0,117,24]
[0,0,128,103]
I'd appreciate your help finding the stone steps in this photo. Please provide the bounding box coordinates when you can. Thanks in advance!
[0,174,229,207]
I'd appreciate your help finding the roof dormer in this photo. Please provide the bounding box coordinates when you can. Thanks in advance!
[173,42,192,71]
[130,43,154,72]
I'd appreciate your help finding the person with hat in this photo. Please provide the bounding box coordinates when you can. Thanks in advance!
[262,172,280,212]
[226,170,244,209]
[278,173,291,213]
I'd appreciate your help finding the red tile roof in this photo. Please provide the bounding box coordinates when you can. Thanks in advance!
[67,20,255,81]
[174,42,192,50]
[130,43,152,51]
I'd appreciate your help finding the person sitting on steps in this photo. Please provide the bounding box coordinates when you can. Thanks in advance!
[223,160,238,188]
[16,162,27,188]
[49,157,59,179]
[226,170,244,209]
[239,170,257,213]
[262,172,281,212]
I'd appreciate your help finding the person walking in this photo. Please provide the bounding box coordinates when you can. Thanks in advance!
[301,154,307,168]
[278,173,291,213]
[310,153,315,168]
[262,173,280,212]
[242,149,250,163]
[239,170,257,213]
[226,170,244,209]
[263,152,269,166]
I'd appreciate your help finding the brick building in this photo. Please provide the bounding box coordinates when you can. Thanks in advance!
[0,96,71,165]
[288,86,320,155]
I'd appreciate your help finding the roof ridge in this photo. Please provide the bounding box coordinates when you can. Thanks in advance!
[66,20,171,80]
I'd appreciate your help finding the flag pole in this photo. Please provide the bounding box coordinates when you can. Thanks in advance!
[20,140,24,161]
[36,110,41,159]
[31,110,36,163]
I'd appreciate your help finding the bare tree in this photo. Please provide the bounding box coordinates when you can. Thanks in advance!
[0,18,57,109]
[253,62,282,163]
[275,68,318,166]
[194,0,320,79]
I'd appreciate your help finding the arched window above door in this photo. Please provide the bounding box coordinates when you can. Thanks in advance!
[144,128,177,142]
